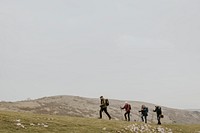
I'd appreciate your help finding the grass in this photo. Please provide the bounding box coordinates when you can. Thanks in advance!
[164,124,200,133]
[0,111,200,133]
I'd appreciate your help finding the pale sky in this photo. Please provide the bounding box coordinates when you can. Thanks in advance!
[1,0,200,109]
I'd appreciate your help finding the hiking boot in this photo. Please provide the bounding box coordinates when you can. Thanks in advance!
[109,117,111,120]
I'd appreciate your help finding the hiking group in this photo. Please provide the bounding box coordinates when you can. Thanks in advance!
[99,96,163,125]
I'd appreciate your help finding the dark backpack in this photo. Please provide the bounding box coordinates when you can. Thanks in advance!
[105,99,109,106]
[128,104,131,110]
[157,106,162,114]
[146,107,148,113]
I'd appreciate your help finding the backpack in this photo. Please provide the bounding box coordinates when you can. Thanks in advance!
[157,106,162,114]
[128,104,131,110]
[105,99,109,106]
[146,107,148,113]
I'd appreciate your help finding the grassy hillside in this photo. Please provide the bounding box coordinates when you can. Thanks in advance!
[0,111,200,133]
[1,95,200,124]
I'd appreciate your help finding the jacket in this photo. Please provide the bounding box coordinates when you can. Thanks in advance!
[139,107,148,116]
[100,98,107,108]
[153,106,162,115]
[121,103,131,112]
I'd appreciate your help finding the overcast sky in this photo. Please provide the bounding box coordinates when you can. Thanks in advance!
[0,0,200,109]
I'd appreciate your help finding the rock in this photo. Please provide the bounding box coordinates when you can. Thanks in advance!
[16,123,22,126]
[30,123,35,126]
[43,124,48,128]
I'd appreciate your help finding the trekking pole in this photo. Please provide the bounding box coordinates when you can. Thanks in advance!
[151,112,154,123]
[138,111,141,122]
[120,108,124,120]
[132,112,139,122]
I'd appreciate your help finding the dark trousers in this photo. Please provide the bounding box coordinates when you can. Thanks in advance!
[141,115,147,123]
[157,114,161,124]
[124,111,130,121]
[99,107,111,119]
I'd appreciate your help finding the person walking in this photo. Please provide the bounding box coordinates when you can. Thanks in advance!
[139,105,148,123]
[153,106,163,125]
[99,96,111,120]
[120,101,131,121]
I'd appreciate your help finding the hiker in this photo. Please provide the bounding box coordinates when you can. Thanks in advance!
[99,96,111,120]
[153,106,163,125]
[139,105,148,123]
[120,101,131,121]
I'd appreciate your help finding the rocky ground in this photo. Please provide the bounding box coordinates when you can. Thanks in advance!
[101,123,173,133]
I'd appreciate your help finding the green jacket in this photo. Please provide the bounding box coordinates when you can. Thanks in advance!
[100,98,107,108]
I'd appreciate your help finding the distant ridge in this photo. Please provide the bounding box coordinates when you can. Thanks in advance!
[187,109,200,112]
[0,95,200,124]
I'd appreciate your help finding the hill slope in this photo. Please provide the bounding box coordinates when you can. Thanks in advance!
[1,111,200,133]
[0,95,200,124]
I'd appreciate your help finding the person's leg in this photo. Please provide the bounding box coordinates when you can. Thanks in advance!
[127,112,130,121]
[141,115,144,122]
[158,117,161,124]
[104,108,111,119]
[124,112,127,121]
[144,116,147,123]
[99,108,103,118]
[157,115,161,124]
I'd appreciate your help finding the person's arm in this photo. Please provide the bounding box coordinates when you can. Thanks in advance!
[121,104,125,109]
